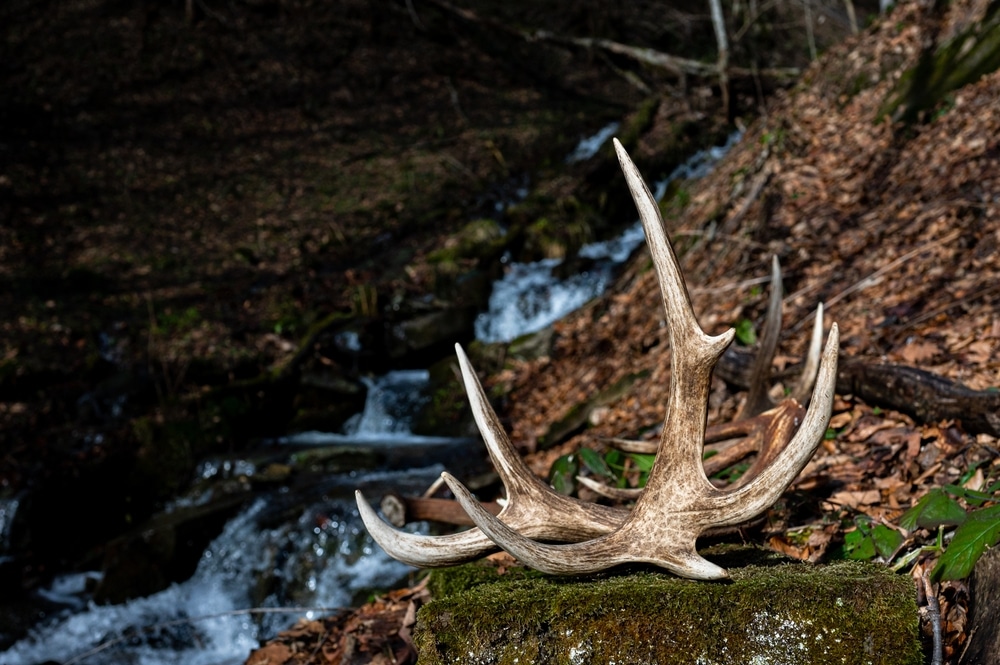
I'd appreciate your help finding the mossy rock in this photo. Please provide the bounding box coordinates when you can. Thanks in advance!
[521,215,593,261]
[415,550,921,665]
[411,353,476,438]
[880,5,1000,123]
[507,327,554,361]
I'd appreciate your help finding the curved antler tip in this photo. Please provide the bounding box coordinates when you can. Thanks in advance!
[612,138,633,165]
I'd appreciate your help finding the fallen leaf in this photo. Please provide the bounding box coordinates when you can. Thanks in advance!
[246,643,293,665]
[828,489,881,509]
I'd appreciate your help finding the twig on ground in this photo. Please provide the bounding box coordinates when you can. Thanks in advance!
[406,0,427,31]
[719,162,773,236]
[923,569,944,665]
[445,76,468,124]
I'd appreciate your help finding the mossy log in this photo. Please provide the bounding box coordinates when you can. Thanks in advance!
[415,548,921,665]
[881,2,1000,123]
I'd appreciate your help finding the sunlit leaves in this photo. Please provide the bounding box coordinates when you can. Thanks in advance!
[933,504,1000,581]
[837,516,904,561]
[734,319,757,346]
[899,488,967,531]
[891,483,1000,580]
[549,453,578,496]
[578,447,614,480]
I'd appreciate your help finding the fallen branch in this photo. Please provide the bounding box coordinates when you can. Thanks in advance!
[381,492,502,527]
[530,30,801,82]
[425,0,800,84]
[836,359,1000,438]
[717,348,1000,437]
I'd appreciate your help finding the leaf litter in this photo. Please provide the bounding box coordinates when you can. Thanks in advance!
[248,0,1000,662]
[483,1,999,661]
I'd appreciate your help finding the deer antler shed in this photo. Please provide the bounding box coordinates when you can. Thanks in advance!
[356,139,839,580]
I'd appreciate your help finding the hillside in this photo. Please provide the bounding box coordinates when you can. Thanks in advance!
[248,1,1000,662]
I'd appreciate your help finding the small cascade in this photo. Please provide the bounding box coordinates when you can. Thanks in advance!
[0,496,19,564]
[0,370,455,665]
[1,467,441,665]
[343,370,431,437]
[475,131,743,343]
[0,127,743,665]
[565,121,620,163]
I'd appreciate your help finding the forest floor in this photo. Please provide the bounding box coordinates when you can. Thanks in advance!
[3,0,999,663]
[249,1,1000,664]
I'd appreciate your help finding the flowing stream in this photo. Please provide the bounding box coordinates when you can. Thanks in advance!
[0,126,739,665]
[475,130,742,343]
[0,372,456,665]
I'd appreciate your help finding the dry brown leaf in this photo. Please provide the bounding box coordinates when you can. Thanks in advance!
[246,643,294,665]
[896,340,942,364]
[827,489,881,509]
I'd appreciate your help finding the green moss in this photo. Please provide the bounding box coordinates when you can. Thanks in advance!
[131,416,201,497]
[457,219,505,259]
[880,6,1000,123]
[411,358,473,437]
[428,561,543,599]
[287,445,381,472]
[507,327,553,361]
[416,551,921,665]
[615,96,661,152]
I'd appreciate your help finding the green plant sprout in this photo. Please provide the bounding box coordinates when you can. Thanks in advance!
[735,318,757,346]
[835,463,1000,581]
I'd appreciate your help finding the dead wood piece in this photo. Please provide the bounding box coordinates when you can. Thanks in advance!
[837,360,1000,438]
[959,547,1000,665]
[380,493,501,528]
[718,349,1000,438]
[424,0,800,84]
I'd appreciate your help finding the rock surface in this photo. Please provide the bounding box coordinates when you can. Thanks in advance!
[416,549,922,665]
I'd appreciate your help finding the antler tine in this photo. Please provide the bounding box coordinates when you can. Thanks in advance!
[741,256,784,418]
[576,475,641,500]
[441,139,838,579]
[707,324,838,524]
[741,260,826,417]
[790,302,824,403]
[618,140,735,480]
[356,344,626,567]
[452,343,624,540]
[356,490,500,567]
